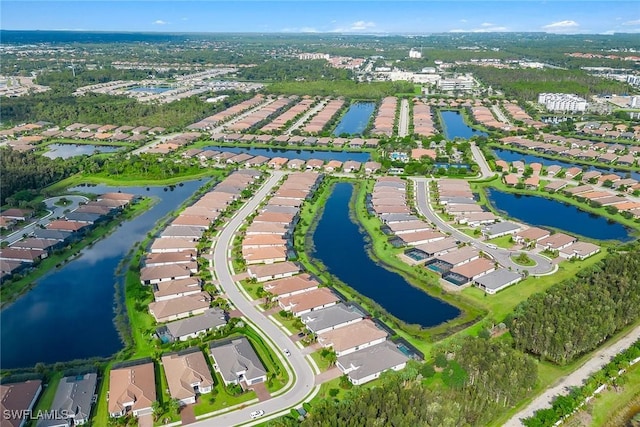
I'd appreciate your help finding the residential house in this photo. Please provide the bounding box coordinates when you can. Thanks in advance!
[537,233,577,251]
[46,373,97,426]
[337,341,409,386]
[301,303,364,335]
[153,277,202,302]
[262,274,319,299]
[108,361,156,418]
[474,269,523,294]
[157,307,227,342]
[481,221,521,239]
[210,337,267,387]
[162,349,214,405]
[148,292,211,323]
[514,227,551,246]
[317,319,387,357]
[559,241,600,260]
[140,264,192,286]
[247,262,300,283]
[278,287,339,316]
[0,380,42,427]
[444,257,496,285]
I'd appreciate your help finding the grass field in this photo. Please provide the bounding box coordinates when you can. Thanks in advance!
[568,363,640,427]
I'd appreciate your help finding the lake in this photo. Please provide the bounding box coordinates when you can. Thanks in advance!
[311,182,460,328]
[486,188,633,242]
[492,148,640,181]
[129,86,171,94]
[43,144,121,159]
[332,102,376,136]
[440,110,487,140]
[0,180,207,368]
[203,145,371,162]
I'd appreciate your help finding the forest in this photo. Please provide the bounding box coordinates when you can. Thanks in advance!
[466,67,634,101]
[509,248,640,365]
[0,148,79,205]
[264,80,415,99]
[0,88,252,128]
[274,338,537,427]
[237,59,351,82]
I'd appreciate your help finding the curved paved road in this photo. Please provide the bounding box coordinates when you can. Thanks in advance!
[194,171,317,426]
[505,325,640,426]
[411,178,555,275]
[2,195,88,245]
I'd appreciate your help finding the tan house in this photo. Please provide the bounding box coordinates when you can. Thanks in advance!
[317,319,387,357]
[278,287,339,316]
[148,292,211,323]
[108,361,156,418]
[162,349,214,405]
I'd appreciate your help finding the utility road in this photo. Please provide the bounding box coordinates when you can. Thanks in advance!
[397,98,410,138]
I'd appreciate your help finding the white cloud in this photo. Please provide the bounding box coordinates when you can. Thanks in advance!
[481,22,493,27]
[542,20,579,32]
[181,17,188,21]
[153,20,168,25]
[300,27,319,33]
[350,20,376,30]
[622,19,640,26]
[459,19,467,23]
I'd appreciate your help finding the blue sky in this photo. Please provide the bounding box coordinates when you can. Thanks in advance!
[2,1,639,34]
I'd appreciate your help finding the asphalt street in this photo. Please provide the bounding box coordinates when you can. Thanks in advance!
[193,171,317,426]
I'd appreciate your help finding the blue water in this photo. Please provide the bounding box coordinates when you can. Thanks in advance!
[332,102,376,136]
[43,144,121,159]
[486,188,633,242]
[203,146,371,162]
[492,148,640,181]
[440,110,488,140]
[312,182,460,328]
[129,86,171,94]
[0,180,207,368]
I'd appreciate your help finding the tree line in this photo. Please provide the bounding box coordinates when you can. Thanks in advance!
[509,247,640,365]
[238,59,351,82]
[466,67,634,101]
[0,148,79,205]
[275,337,538,427]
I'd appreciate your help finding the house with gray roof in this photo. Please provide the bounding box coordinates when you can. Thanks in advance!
[209,337,267,387]
[337,341,409,385]
[40,373,97,426]
[474,269,523,295]
[31,229,74,242]
[481,221,521,239]
[157,308,227,342]
[64,212,102,224]
[301,303,364,335]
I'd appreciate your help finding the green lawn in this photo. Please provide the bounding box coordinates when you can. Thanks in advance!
[310,350,331,373]
[193,371,258,416]
[29,372,63,421]
[565,363,640,427]
[487,234,515,249]
[460,250,607,322]
[91,364,111,426]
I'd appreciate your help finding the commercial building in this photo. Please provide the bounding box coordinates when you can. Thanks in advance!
[537,93,588,113]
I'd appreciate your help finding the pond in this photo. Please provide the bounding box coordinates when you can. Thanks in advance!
[486,188,633,242]
[311,182,460,328]
[332,102,376,136]
[203,145,371,162]
[0,180,208,368]
[128,86,172,94]
[440,110,487,140]
[492,148,640,181]
[43,144,122,159]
